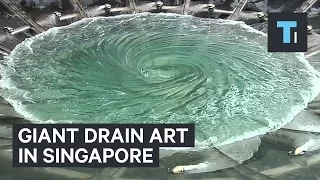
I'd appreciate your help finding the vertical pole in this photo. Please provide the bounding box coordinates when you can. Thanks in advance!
[127,0,136,13]
[68,0,88,18]
[183,0,190,15]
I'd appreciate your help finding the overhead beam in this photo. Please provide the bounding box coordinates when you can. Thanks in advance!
[0,44,11,55]
[68,0,88,18]
[228,0,248,20]
[295,0,318,12]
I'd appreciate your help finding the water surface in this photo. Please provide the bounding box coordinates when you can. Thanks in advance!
[1,13,320,147]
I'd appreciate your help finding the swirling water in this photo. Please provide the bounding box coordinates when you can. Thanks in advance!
[1,13,320,147]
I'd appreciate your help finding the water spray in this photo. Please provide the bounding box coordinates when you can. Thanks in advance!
[207,4,215,13]
[54,12,62,21]
[257,12,267,22]
[307,25,313,34]
[3,26,14,34]
[156,1,164,10]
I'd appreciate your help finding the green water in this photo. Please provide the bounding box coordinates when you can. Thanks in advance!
[1,13,320,146]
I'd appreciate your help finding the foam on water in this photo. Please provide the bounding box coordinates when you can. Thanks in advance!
[1,13,320,148]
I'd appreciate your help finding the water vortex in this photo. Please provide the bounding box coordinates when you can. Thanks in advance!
[1,13,320,147]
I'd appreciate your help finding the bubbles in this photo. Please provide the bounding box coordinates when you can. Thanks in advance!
[1,13,320,147]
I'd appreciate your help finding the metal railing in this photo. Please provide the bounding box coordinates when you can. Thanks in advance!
[295,0,319,12]
[228,0,248,20]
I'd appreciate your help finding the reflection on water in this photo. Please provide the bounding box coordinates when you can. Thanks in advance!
[1,13,320,148]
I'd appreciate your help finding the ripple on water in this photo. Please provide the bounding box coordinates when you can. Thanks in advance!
[1,13,320,147]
